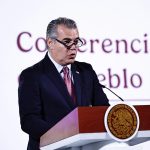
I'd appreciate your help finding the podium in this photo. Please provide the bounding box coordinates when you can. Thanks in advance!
[40,105,150,150]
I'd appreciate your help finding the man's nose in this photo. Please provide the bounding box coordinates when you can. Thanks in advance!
[69,43,77,50]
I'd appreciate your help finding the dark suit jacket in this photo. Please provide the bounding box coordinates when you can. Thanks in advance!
[18,53,109,150]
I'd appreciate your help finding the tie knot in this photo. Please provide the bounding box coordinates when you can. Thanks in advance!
[63,66,69,74]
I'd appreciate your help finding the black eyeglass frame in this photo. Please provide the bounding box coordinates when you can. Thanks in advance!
[53,38,84,50]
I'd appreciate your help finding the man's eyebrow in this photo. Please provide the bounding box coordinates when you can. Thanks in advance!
[62,38,71,41]
[62,37,79,41]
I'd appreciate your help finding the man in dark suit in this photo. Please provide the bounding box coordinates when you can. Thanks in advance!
[18,17,109,150]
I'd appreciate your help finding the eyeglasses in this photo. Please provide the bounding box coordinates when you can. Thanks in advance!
[53,37,84,50]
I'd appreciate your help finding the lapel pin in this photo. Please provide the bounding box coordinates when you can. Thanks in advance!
[76,71,80,74]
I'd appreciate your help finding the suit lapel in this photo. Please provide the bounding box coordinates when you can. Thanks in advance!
[71,63,82,106]
[42,53,75,108]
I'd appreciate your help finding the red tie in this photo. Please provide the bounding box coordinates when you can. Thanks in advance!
[63,66,76,103]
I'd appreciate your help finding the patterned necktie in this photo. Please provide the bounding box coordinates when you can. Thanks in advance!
[63,66,76,103]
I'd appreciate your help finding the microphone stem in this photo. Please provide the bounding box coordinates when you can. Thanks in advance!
[103,86,124,101]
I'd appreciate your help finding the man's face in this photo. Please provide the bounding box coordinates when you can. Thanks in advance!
[47,25,79,66]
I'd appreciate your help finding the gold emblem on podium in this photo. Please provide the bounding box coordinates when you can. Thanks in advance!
[104,103,139,142]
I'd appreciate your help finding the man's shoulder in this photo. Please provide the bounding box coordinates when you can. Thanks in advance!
[74,61,93,70]
[20,59,44,78]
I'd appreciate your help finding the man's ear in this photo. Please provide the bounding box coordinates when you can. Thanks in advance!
[47,38,54,49]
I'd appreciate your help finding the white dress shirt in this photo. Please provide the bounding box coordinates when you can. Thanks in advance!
[48,52,73,81]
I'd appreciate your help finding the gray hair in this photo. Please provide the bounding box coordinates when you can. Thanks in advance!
[46,17,77,40]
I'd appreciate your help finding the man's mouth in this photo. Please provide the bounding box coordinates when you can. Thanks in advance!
[69,53,76,58]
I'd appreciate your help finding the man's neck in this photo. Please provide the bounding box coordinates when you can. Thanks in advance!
[47,51,71,71]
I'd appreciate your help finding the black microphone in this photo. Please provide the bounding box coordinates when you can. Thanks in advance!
[101,84,124,101]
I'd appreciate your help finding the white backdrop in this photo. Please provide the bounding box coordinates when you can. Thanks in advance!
[0,0,150,149]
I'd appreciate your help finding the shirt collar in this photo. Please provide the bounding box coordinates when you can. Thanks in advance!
[48,51,71,73]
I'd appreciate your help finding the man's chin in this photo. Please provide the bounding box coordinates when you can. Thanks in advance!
[66,59,75,65]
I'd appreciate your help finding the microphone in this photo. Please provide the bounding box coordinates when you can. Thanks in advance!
[101,84,124,101]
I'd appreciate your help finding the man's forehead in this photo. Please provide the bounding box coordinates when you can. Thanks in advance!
[57,25,79,37]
